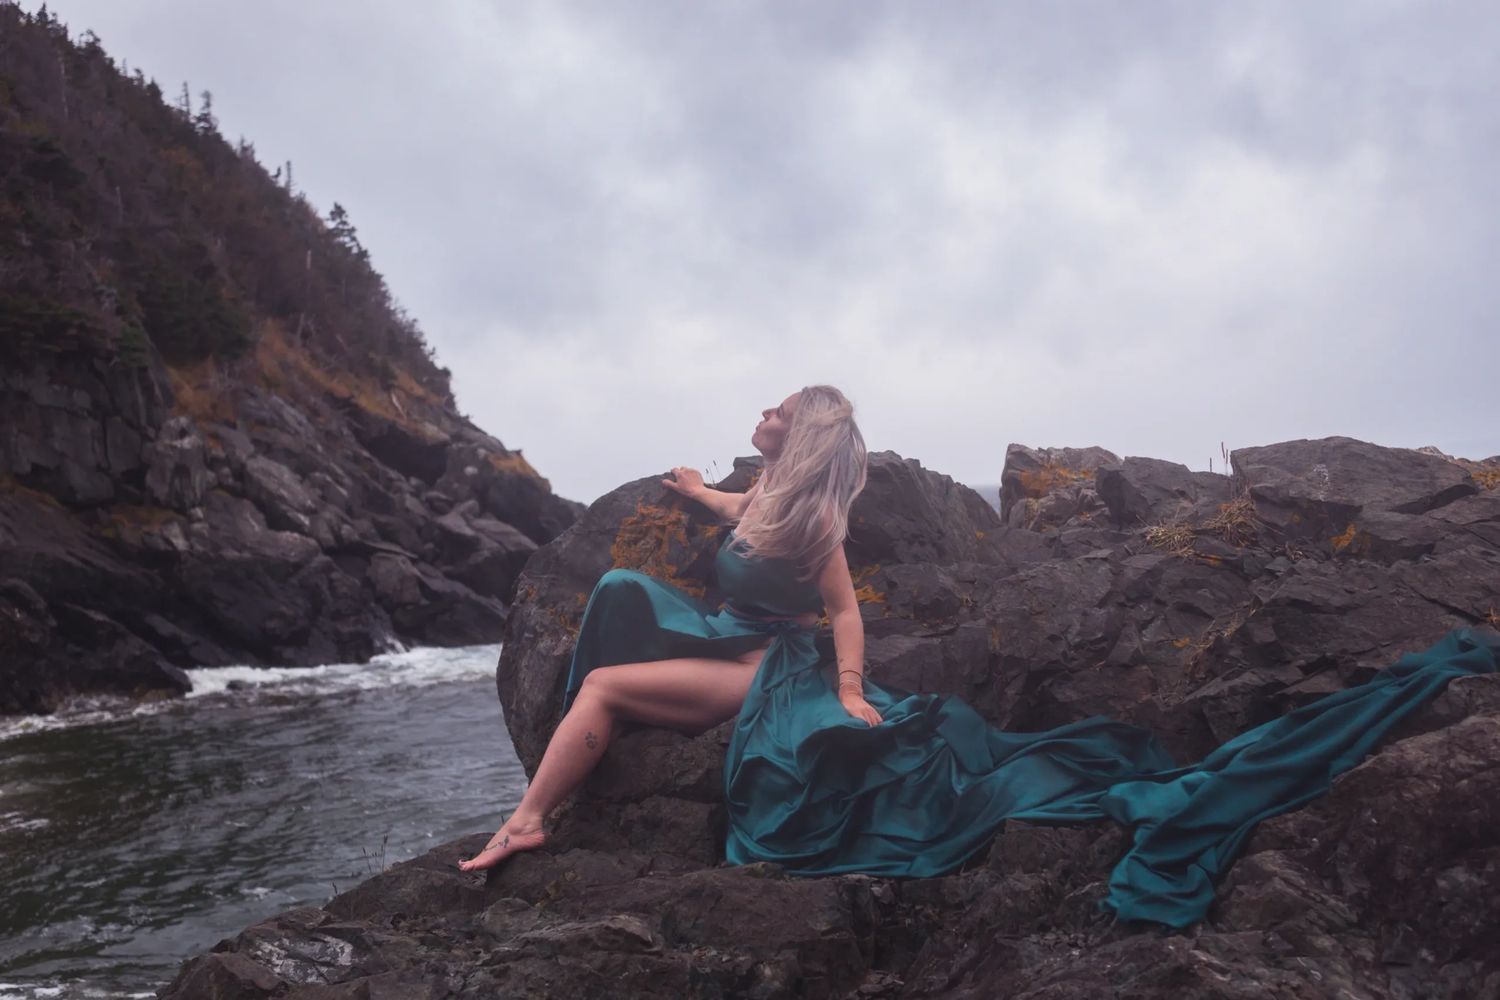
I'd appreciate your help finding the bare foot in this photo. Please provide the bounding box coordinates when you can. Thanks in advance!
[457,815,546,872]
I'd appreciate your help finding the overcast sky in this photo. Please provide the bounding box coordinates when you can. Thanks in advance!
[27,1,1500,504]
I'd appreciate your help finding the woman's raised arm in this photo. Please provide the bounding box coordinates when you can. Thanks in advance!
[662,468,760,523]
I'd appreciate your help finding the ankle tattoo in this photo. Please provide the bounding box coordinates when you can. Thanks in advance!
[585,730,598,750]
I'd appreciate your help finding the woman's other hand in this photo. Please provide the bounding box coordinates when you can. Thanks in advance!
[838,690,882,726]
[662,466,706,498]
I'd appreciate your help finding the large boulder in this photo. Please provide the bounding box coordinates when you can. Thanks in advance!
[1231,436,1480,552]
[999,443,1121,532]
[1096,454,1236,530]
[497,450,1013,776]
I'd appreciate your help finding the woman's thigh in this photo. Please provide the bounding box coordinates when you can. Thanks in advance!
[582,643,770,732]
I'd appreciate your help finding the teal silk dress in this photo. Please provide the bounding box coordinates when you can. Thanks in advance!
[562,530,1500,929]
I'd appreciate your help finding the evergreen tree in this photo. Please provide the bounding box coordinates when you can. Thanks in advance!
[327,202,367,258]
[175,80,191,119]
[193,88,217,134]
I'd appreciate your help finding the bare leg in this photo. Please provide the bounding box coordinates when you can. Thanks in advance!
[457,643,768,871]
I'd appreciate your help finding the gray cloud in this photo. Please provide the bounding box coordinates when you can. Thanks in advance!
[33,0,1500,502]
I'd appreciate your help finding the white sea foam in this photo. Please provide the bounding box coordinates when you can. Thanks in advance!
[0,987,64,1000]
[0,644,501,743]
[0,811,50,834]
[0,985,155,999]
[185,642,499,699]
[0,697,167,741]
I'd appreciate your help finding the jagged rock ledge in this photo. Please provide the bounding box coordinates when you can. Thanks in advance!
[163,437,1500,999]
[0,355,583,715]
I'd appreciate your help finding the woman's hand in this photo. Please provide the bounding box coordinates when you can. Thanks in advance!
[838,689,882,727]
[661,466,706,499]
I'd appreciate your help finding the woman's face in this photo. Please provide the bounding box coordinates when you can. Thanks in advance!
[752,392,800,459]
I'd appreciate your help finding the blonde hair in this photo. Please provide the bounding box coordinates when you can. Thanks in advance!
[732,384,868,580]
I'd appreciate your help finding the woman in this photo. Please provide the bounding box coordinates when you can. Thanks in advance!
[459,383,878,872]
[458,385,1500,930]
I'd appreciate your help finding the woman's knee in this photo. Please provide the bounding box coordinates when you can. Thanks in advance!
[595,568,647,593]
[576,667,620,711]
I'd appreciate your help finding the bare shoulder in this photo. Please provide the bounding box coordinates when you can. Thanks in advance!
[735,479,764,519]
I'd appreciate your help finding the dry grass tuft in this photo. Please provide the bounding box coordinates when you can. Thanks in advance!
[1143,468,1263,559]
[485,450,543,481]
[1143,520,1195,556]
[95,503,181,543]
[1204,493,1259,548]
[252,321,433,433]
[165,356,237,423]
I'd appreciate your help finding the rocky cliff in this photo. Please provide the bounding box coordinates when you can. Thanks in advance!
[0,7,581,713]
[162,436,1500,999]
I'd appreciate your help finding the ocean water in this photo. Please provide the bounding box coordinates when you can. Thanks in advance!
[0,644,526,999]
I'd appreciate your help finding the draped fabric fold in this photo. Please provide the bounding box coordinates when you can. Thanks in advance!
[559,540,1499,929]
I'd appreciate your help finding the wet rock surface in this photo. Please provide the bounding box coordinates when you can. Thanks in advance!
[162,437,1500,998]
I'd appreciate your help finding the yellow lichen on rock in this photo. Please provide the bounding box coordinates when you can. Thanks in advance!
[544,603,582,638]
[1472,468,1500,491]
[610,499,705,597]
[1330,522,1371,557]
[1014,462,1093,498]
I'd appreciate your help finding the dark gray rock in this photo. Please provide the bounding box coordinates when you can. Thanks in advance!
[845,451,1008,566]
[242,454,319,534]
[1000,443,1121,531]
[1232,436,1479,551]
[1096,454,1235,530]
[143,415,209,511]
[2,382,577,710]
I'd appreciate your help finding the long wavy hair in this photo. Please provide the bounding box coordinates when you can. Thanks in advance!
[731,384,868,581]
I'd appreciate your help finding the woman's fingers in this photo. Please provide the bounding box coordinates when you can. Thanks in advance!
[843,698,881,726]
